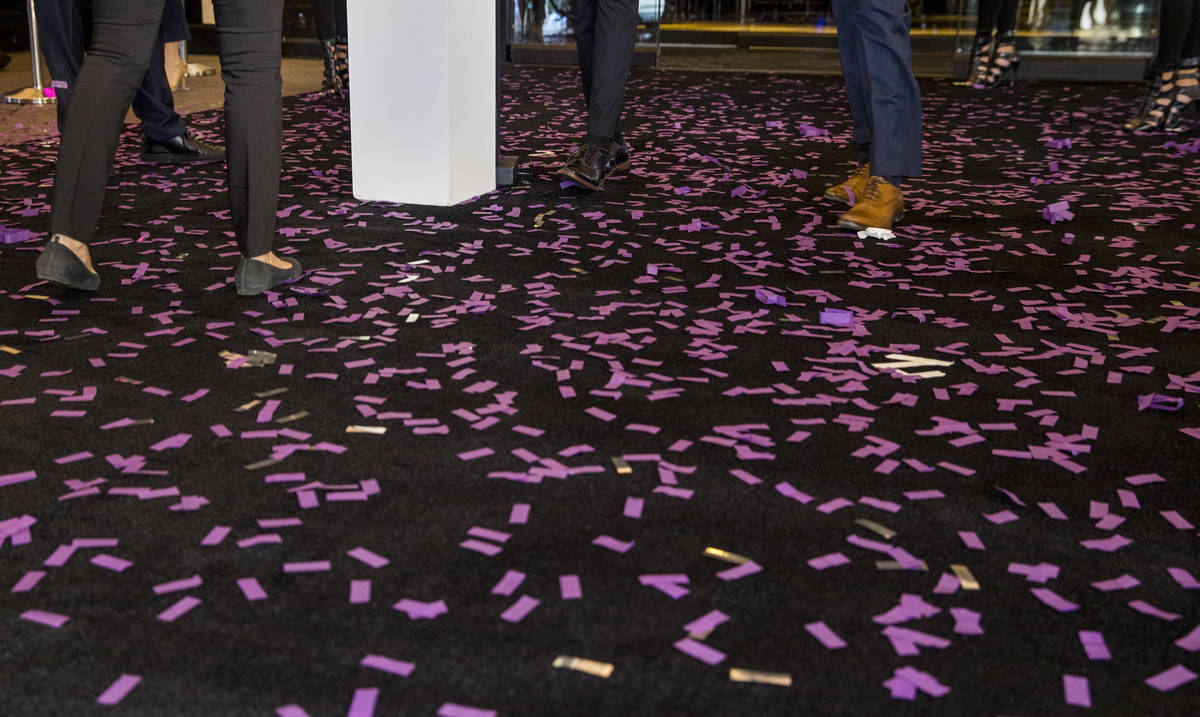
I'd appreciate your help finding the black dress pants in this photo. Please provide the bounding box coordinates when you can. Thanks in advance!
[310,0,347,42]
[50,0,283,257]
[574,0,638,142]
[34,0,187,141]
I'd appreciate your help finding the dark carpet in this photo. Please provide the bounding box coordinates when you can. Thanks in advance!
[1,66,1199,716]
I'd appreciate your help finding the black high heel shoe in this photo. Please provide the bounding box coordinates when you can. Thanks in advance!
[1125,59,1179,131]
[962,32,993,88]
[1163,57,1199,134]
[319,39,341,93]
[981,31,1021,88]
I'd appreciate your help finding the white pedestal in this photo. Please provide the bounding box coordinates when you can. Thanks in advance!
[347,0,496,206]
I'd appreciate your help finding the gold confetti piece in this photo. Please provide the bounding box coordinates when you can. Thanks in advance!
[1145,317,1166,324]
[245,350,277,366]
[871,353,955,371]
[876,560,928,571]
[611,457,632,475]
[688,630,712,641]
[570,267,588,274]
[552,656,613,678]
[729,669,792,687]
[854,519,897,540]
[275,411,309,424]
[951,564,981,590]
[115,376,144,385]
[233,399,262,413]
[0,346,20,355]
[244,458,281,471]
[129,418,156,426]
[23,294,51,300]
[255,387,289,398]
[406,313,420,323]
[1170,300,1184,307]
[664,275,685,282]
[346,425,387,435]
[338,335,373,341]
[533,210,556,227]
[704,547,750,565]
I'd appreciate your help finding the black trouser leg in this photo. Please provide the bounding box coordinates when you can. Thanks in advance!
[213,0,283,257]
[975,0,1003,35]
[50,0,165,244]
[996,0,1021,33]
[574,0,637,144]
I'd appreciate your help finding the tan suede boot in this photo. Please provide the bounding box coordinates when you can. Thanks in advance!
[837,176,904,231]
[823,162,871,205]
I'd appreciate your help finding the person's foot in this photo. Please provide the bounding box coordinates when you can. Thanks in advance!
[141,134,225,163]
[607,137,631,175]
[36,235,99,291]
[555,143,611,191]
[235,253,302,296]
[823,162,871,205]
[836,176,905,231]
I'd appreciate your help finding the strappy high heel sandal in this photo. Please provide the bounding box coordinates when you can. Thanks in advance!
[1135,65,1182,134]
[1125,59,1179,131]
[982,31,1021,88]
[1162,57,1199,133]
[963,32,993,88]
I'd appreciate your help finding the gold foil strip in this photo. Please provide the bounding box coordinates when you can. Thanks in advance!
[877,560,928,571]
[704,547,750,565]
[346,425,386,435]
[255,387,289,398]
[275,411,309,424]
[688,630,712,641]
[23,294,50,300]
[244,458,281,471]
[729,669,792,687]
[611,457,632,475]
[951,564,981,590]
[115,376,144,385]
[0,346,20,354]
[552,656,613,678]
[533,210,556,228]
[233,399,262,413]
[854,519,896,540]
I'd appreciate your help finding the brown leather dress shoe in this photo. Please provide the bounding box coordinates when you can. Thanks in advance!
[837,176,905,231]
[823,162,871,205]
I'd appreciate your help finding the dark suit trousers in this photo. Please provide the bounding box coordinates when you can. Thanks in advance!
[574,0,638,141]
[51,0,283,257]
[34,0,187,141]
[833,0,923,178]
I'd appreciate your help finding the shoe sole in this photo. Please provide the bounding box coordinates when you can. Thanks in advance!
[140,153,223,164]
[555,169,604,192]
[837,210,905,232]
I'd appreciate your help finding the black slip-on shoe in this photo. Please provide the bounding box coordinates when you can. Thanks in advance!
[36,239,100,291]
[235,257,302,296]
[141,133,226,164]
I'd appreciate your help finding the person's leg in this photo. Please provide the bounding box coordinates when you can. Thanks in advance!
[976,0,1003,35]
[49,0,165,255]
[997,0,1021,33]
[311,0,334,40]
[833,0,872,163]
[211,0,284,260]
[856,0,922,180]
[130,18,186,143]
[575,0,598,114]
[583,0,637,146]
[33,0,88,132]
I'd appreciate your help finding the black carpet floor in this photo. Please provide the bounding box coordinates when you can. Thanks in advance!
[1,66,1199,716]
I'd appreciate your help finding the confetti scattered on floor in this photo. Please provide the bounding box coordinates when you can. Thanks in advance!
[1,67,1198,714]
